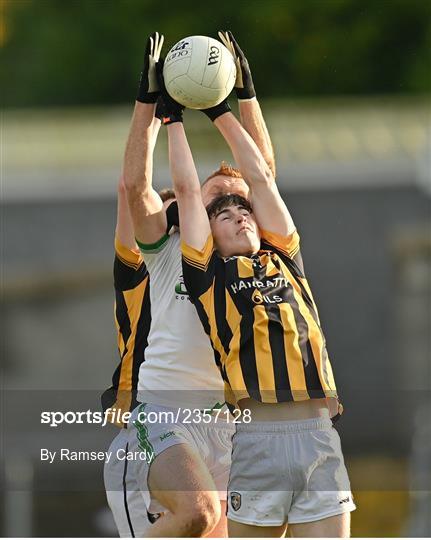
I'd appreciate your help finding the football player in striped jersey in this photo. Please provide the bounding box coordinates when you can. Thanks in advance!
[159,36,356,537]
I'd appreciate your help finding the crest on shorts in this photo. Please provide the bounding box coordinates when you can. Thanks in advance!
[230,491,241,511]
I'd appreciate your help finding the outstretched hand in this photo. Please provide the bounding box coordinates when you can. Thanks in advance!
[137,31,164,103]
[218,30,256,100]
[155,60,185,124]
[200,99,231,122]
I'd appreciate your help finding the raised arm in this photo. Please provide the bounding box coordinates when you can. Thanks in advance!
[155,61,211,251]
[123,32,167,246]
[167,123,210,250]
[116,114,161,249]
[239,100,275,177]
[218,31,276,177]
[211,110,295,237]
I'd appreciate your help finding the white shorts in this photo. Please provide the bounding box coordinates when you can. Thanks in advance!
[227,418,356,527]
[105,402,234,537]
[104,427,157,537]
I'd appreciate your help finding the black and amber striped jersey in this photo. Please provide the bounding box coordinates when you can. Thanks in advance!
[101,237,151,424]
[181,228,339,412]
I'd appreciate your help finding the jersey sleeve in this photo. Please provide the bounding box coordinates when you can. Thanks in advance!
[260,228,301,258]
[114,236,147,291]
[181,235,217,301]
[107,237,151,425]
[136,232,182,283]
[136,233,170,256]
[260,228,305,276]
[115,236,143,267]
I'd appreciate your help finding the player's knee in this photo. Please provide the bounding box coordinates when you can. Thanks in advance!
[183,493,220,536]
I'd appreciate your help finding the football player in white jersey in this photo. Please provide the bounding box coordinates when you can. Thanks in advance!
[104,31,276,537]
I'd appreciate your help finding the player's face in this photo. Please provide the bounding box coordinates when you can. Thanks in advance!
[201,175,249,206]
[210,204,260,257]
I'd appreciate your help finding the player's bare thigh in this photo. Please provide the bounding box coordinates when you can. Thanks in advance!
[148,442,221,536]
[206,501,227,538]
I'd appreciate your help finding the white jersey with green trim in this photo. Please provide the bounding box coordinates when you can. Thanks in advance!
[138,232,224,409]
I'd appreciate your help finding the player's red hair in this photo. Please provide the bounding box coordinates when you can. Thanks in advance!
[203,161,243,186]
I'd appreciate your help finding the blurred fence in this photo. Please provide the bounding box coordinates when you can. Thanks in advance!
[3,95,430,201]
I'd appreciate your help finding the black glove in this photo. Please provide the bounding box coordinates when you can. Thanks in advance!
[201,99,231,122]
[155,60,185,124]
[218,30,256,100]
[137,32,164,103]
[154,96,167,120]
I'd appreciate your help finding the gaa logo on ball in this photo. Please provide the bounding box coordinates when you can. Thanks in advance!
[163,35,236,109]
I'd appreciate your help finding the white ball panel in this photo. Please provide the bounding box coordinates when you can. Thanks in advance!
[187,36,210,84]
[164,37,193,79]
[203,40,234,89]
[201,38,223,87]
[164,54,191,80]
[224,58,236,94]
[168,75,228,109]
